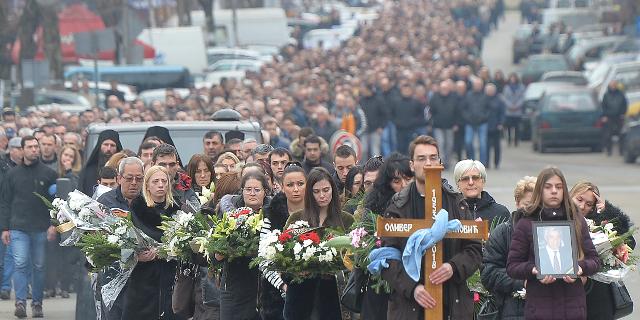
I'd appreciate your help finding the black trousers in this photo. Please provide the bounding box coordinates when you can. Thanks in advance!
[504,116,521,146]
[488,130,502,169]
[283,276,341,320]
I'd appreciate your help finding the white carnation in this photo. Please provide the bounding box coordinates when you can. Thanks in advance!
[293,242,303,255]
[107,235,119,244]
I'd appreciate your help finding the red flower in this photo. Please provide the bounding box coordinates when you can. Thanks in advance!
[473,292,480,303]
[175,172,192,191]
[279,230,293,243]
[299,231,320,244]
[231,208,253,218]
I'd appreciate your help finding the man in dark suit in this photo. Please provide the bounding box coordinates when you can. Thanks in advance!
[538,226,574,275]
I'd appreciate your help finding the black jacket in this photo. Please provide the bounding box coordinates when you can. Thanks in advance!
[0,159,57,232]
[360,93,389,132]
[584,201,635,320]
[461,191,511,223]
[601,88,628,118]
[381,180,482,319]
[430,92,460,129]
[392,96,427,130]
[122,196,180,320]
[78,130,122,195]
[462,90,491,126]
[97,187,131,211]
[302,158,335,176]
[481,217,525,320]
[487,94,507,131]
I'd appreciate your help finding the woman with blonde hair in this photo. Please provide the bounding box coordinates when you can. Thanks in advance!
[122,165,180,320]
[57,145,83,187]
[569,181,635,320]
[215,151,241,173]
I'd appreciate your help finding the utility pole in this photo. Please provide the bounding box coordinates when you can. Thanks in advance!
[231,0,239,46]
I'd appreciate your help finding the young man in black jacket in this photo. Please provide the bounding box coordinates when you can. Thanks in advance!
[0,136,57,318]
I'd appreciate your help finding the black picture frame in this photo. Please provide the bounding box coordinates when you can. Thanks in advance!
[532,221,579,279]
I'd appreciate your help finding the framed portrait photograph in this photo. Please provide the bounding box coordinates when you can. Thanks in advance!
[532,221,579,279]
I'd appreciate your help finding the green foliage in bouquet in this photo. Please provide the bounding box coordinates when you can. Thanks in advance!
[77,232,121,272]
[158,211,212,261]
[253,221,345,284]
[197,207,263,263]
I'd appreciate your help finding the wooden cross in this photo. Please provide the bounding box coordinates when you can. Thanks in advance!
[376,166,489,319]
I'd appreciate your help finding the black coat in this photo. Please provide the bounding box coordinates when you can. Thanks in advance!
[487,95,506,131]
[258,192,289,320]
[584,201,635,320]
[392,96,427,130]
[122,196,180,320]
[481,218,525,320]
[360,93,389,132]
[429,92,460,129]
[0,159,57,232]
[601,89,628,118]
[78,130,122,195]
[462,90,491,126]
[461,191,511,223]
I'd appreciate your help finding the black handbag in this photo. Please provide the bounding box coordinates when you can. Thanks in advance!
[171,262,198,319]
[610,281,633,319]
[340,268,368,313]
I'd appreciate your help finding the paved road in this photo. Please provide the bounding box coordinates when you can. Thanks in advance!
[0,9,638,320]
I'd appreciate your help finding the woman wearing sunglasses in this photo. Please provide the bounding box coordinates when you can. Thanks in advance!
[453,159,510,222]
[259,162,307,319]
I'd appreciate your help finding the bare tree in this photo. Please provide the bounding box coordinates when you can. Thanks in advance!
[40,2,63,83]
[198,0,216,45]
[0,0,17,80]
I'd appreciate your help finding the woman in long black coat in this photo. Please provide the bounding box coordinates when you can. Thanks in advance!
[570,181,635,320]
[122,165,180,320]
[215,171,272,320]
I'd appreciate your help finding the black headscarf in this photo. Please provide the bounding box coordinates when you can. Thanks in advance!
[142,126,182,167]
[78,130,123,195]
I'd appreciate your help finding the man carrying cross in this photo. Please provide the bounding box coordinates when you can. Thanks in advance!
[381,135,482,319]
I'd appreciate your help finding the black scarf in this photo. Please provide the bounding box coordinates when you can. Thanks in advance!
[408,181,426,220]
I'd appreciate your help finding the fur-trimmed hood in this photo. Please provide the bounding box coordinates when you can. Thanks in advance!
[264,191,289,231]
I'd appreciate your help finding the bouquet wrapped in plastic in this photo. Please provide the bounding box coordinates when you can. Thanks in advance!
[40,190,158,311]
[254,220,344,283]
[158,210,211,261]
[194,207,263,263]
[586,218,637,283]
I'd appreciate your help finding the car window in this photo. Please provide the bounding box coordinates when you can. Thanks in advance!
[614,69,640,92]
[544,93,597,112]
[213,63,234,71]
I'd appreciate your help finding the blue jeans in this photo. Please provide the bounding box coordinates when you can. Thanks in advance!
[2,244,14,290]
[9,230,46,303]
[464,123,489,166]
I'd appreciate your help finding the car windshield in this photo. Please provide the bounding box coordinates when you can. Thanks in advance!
[525,57,568,73]
[544,92,597,112]
[614,69,640,92]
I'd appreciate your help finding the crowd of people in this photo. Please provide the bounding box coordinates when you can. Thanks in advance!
[0,0,633,319]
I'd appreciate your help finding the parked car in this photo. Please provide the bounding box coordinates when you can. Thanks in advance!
[25,104,88,115]
[565,36,627,70]
[596,61,640,101]
[540,71,588,85]
[137,88,192,105]
[84,110,262,164]
[622,115,640,163]
[513,24,534,63]
[203,59,263,85]
[521,54,569,85]
[585,52,638,83]
[34,89,92,108]
[531,86,603,152]
[205,47,261,66]
[521,81,572,140]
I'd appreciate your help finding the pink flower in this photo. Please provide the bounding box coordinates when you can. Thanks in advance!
[473,292,480,303]
[349,227,368,248]
[375,239,382,247]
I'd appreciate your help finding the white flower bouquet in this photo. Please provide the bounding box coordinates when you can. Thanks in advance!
[252,220,344,283]
[586,218,637,283]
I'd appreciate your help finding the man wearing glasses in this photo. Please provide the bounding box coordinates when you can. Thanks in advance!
[97,157,144,211]
[379,135,481,320]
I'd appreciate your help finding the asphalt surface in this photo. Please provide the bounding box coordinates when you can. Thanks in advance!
[0,9,638,320]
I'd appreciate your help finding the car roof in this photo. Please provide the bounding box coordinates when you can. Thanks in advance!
[525,82,577,99]
[541,85,592,95]
[541,71,585,78]
[610,60,640,71]
[86,120,260,133]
